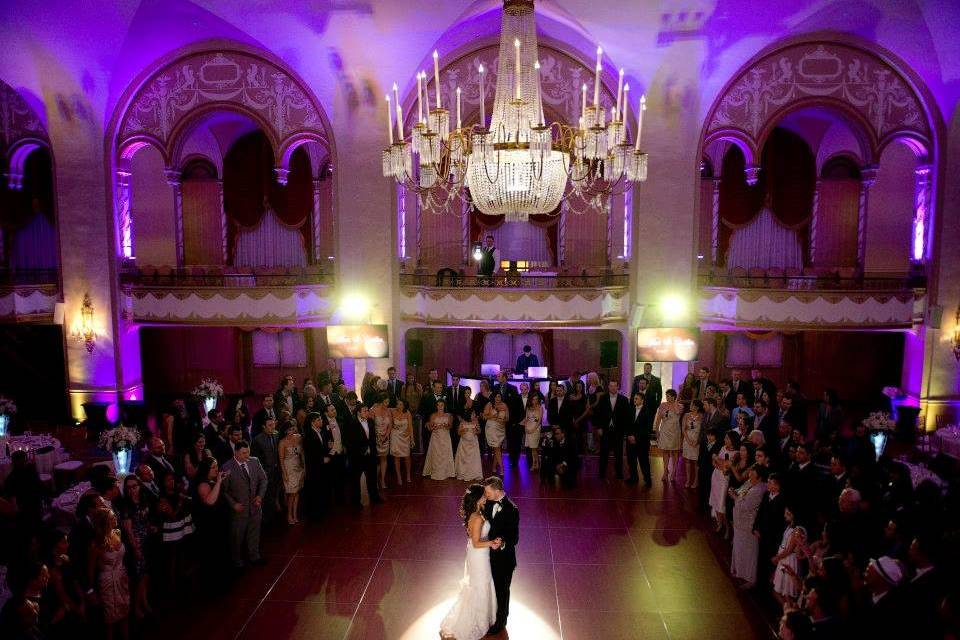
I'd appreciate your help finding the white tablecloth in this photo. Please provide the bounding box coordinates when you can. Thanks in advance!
[0,434,65,480]
[48,481,92,527]
[934,427,960,459]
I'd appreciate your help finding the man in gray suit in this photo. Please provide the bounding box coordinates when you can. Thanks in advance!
[221,440,268,569]
[252,417,282,524]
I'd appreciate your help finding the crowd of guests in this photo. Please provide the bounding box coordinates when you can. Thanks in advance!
[2,361,959,640]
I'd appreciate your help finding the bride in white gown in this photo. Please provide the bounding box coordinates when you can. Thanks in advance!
[440,484,500,640]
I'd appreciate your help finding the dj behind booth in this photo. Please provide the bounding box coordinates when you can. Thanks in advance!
[440,366,583,485]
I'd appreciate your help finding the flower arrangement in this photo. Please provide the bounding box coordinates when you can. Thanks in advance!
[0,397,17,415]
[862,411,896,431]
[192,378,224,400]
[99,424,141,452]
[882,386,903,399]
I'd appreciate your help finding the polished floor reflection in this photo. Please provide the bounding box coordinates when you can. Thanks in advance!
[144,455,771,640]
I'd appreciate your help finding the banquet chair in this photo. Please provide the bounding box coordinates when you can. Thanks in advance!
[33,445,58,476]
[54,460,85,492]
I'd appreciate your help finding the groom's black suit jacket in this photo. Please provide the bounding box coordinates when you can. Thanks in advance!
[484,496,520,569]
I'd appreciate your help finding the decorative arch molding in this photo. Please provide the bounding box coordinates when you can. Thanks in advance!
[1,80,51,190]
[703,40,936,166]
[109,42,336,261]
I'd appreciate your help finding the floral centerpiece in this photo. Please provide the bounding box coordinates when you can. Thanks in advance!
[863,411,896,460]
[0,396,16,438]
[99,424,141,474]
[192,378,224,414]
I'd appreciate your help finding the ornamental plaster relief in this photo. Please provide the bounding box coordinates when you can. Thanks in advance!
[0,286,58,319]
[125,286,333,325]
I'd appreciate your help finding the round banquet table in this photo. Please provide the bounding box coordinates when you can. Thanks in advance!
[48,481,92,527]
[0,433,65,481]
[934,426,960,460]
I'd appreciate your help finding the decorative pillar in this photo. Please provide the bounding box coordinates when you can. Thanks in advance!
[856,166,878,268]
[744,164,761,186]
[461,200,470,266]
[415,193,423,269]
[217,179,228,265]
[622,189,633,262]
[605,196,613,266]
[164,169,185,268]
[312,178,322,263]
[558,203,567,266]
[809,178,821,265]
[116,168,134,259]
[710,177,721,264]
[912,164,932,263]
[396,183,407,261]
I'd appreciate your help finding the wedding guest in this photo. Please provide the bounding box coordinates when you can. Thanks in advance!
[594,379,631,480]
[252,417,282,525]
[456,406,483,482]
[344,405,382,505]
[419,380,446,452]
[320,405,347,506]
[515,344,539,374]
[859,556,907,637]
[68,493,101,594]
[626,392,653,486]
[753,472,786,590]
[631,362,663,407]
[88,508,130,640]
[402,374,422,450]
[278,422,305,525]
[777,609,813,640]
[551,424,579,488]
[274,375,299,418]
[730,464,768,588]
[182,432,210,483]
[681,399,703,489]
[384,366,404,407]
[568,380,590,451]
[816,388,843,443]
[251,395,276,437]
[119,475,153,619]
[155,473,193,590]
[143,437,176,481]
[654,389,683,482]
[546,383,571,435]
[484,393,508,476]
[523,395,544,471]
[191,457,229,578]
[390,399,414,485]
[371,394,393,490]
[423,400,455,480]
[698,427,722,513]
[771,505,806,609]
[221,441,268,569]
[41,529,85,637]
[905,534,945,638]
[710,431,740,536]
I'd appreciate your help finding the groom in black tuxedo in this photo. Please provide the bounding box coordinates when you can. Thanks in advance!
[483,476,520,636]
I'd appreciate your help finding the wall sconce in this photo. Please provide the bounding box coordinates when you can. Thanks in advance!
[953,306,960,362]
[71,293,96,353]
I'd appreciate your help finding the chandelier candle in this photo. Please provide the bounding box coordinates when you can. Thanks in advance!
[479,64,486,128]
[386,94,394,145]
[615,68,624,120]
[416,72,423,123]
[393,83,404,138]
[594,46,602,107]
[514,38,522,100]
[581,83,587,121]
[433,50,441,108]
[635,94,645,151]
[456,87,462,129]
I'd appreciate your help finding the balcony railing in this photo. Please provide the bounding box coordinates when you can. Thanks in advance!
[120,264,334,287]
[697,267,924,291]
[0,268,59,287]
[400,271,629,288]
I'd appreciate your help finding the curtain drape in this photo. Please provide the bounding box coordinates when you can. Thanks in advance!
[0,149,54,231]
[813,179,860,267]
[233,207,308,267]
[470,212,559,267]
[182,179,223,265]
[725,208,803,270]
[10,212,58,270]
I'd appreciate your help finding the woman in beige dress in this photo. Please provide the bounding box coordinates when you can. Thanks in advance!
[89,508,130,640]
[524,395,544,471]
[371,394,393,490]
[423,400,455,480]
[391,399,413,484]
[654,389,683,482]
[483,393,508,476]
[278,423,305,524]
[403,373,423,450]
[682,399,703,489]
[455,406,483,481]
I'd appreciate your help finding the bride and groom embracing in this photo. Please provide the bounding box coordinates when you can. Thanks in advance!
[440,476,520,640]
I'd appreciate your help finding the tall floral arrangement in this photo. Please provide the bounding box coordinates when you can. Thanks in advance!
[862,411,896,431]
[99,424,141,452]
[0,397,17,415]
[192,378,224,400]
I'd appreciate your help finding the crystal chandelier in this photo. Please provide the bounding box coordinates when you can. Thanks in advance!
[382,0,648,222]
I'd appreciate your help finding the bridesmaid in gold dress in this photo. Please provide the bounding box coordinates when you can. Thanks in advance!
[371,394,394,490]
[391,398,413,484]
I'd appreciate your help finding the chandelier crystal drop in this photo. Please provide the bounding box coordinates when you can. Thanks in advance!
[382,0,648,221]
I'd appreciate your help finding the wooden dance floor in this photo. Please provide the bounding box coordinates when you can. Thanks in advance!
[144,455,770,640]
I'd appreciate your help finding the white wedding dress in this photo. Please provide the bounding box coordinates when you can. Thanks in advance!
[440,519,498,640]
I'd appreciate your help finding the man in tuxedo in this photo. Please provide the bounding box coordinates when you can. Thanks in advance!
[515,344,539,375]
[445,376,467,452]
[778,393,804,434]
[694,366,713,400]
[752,472,787,588]
[627,392,653,486]
[144,437,176,479]
[483,476,520,636]
[703,397,728,434]
[343,404,382,506]
[594,379,632,480]
[384,366,404,408]
[753,399,778,453]
[419,380,445,451]
[302,411,326,518]
[320,404,348,506]
[631,363,662,408]
[786,443,818,525]
[544,424,579,488]
[274,375,299,418]
[251,417,281,524]
[547,383,572,433]
[717,380,736,413]
[221,441,268,569]
[494,372,523,464]
[135,464,161,500]
[251,394,277,437]
[562,370,580,394]
[730,369,753,405]
[315,382,335,417]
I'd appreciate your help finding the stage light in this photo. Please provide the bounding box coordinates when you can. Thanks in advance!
[340,293,371,321]
[659,293,689,323]
[473,244,483,261]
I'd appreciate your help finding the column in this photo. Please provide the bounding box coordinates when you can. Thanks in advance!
[460,199,470,266]
[856,166,878,269]
[809,178,821,265]
[415,193,423,269]
[605,195,613,266]
[912,164,932,263]
[312,178,322,263]
[558,205,567,267]
[710,177,721,264]
[116,168,134,259]
[164,169,184,268]
[217,179,228,264]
